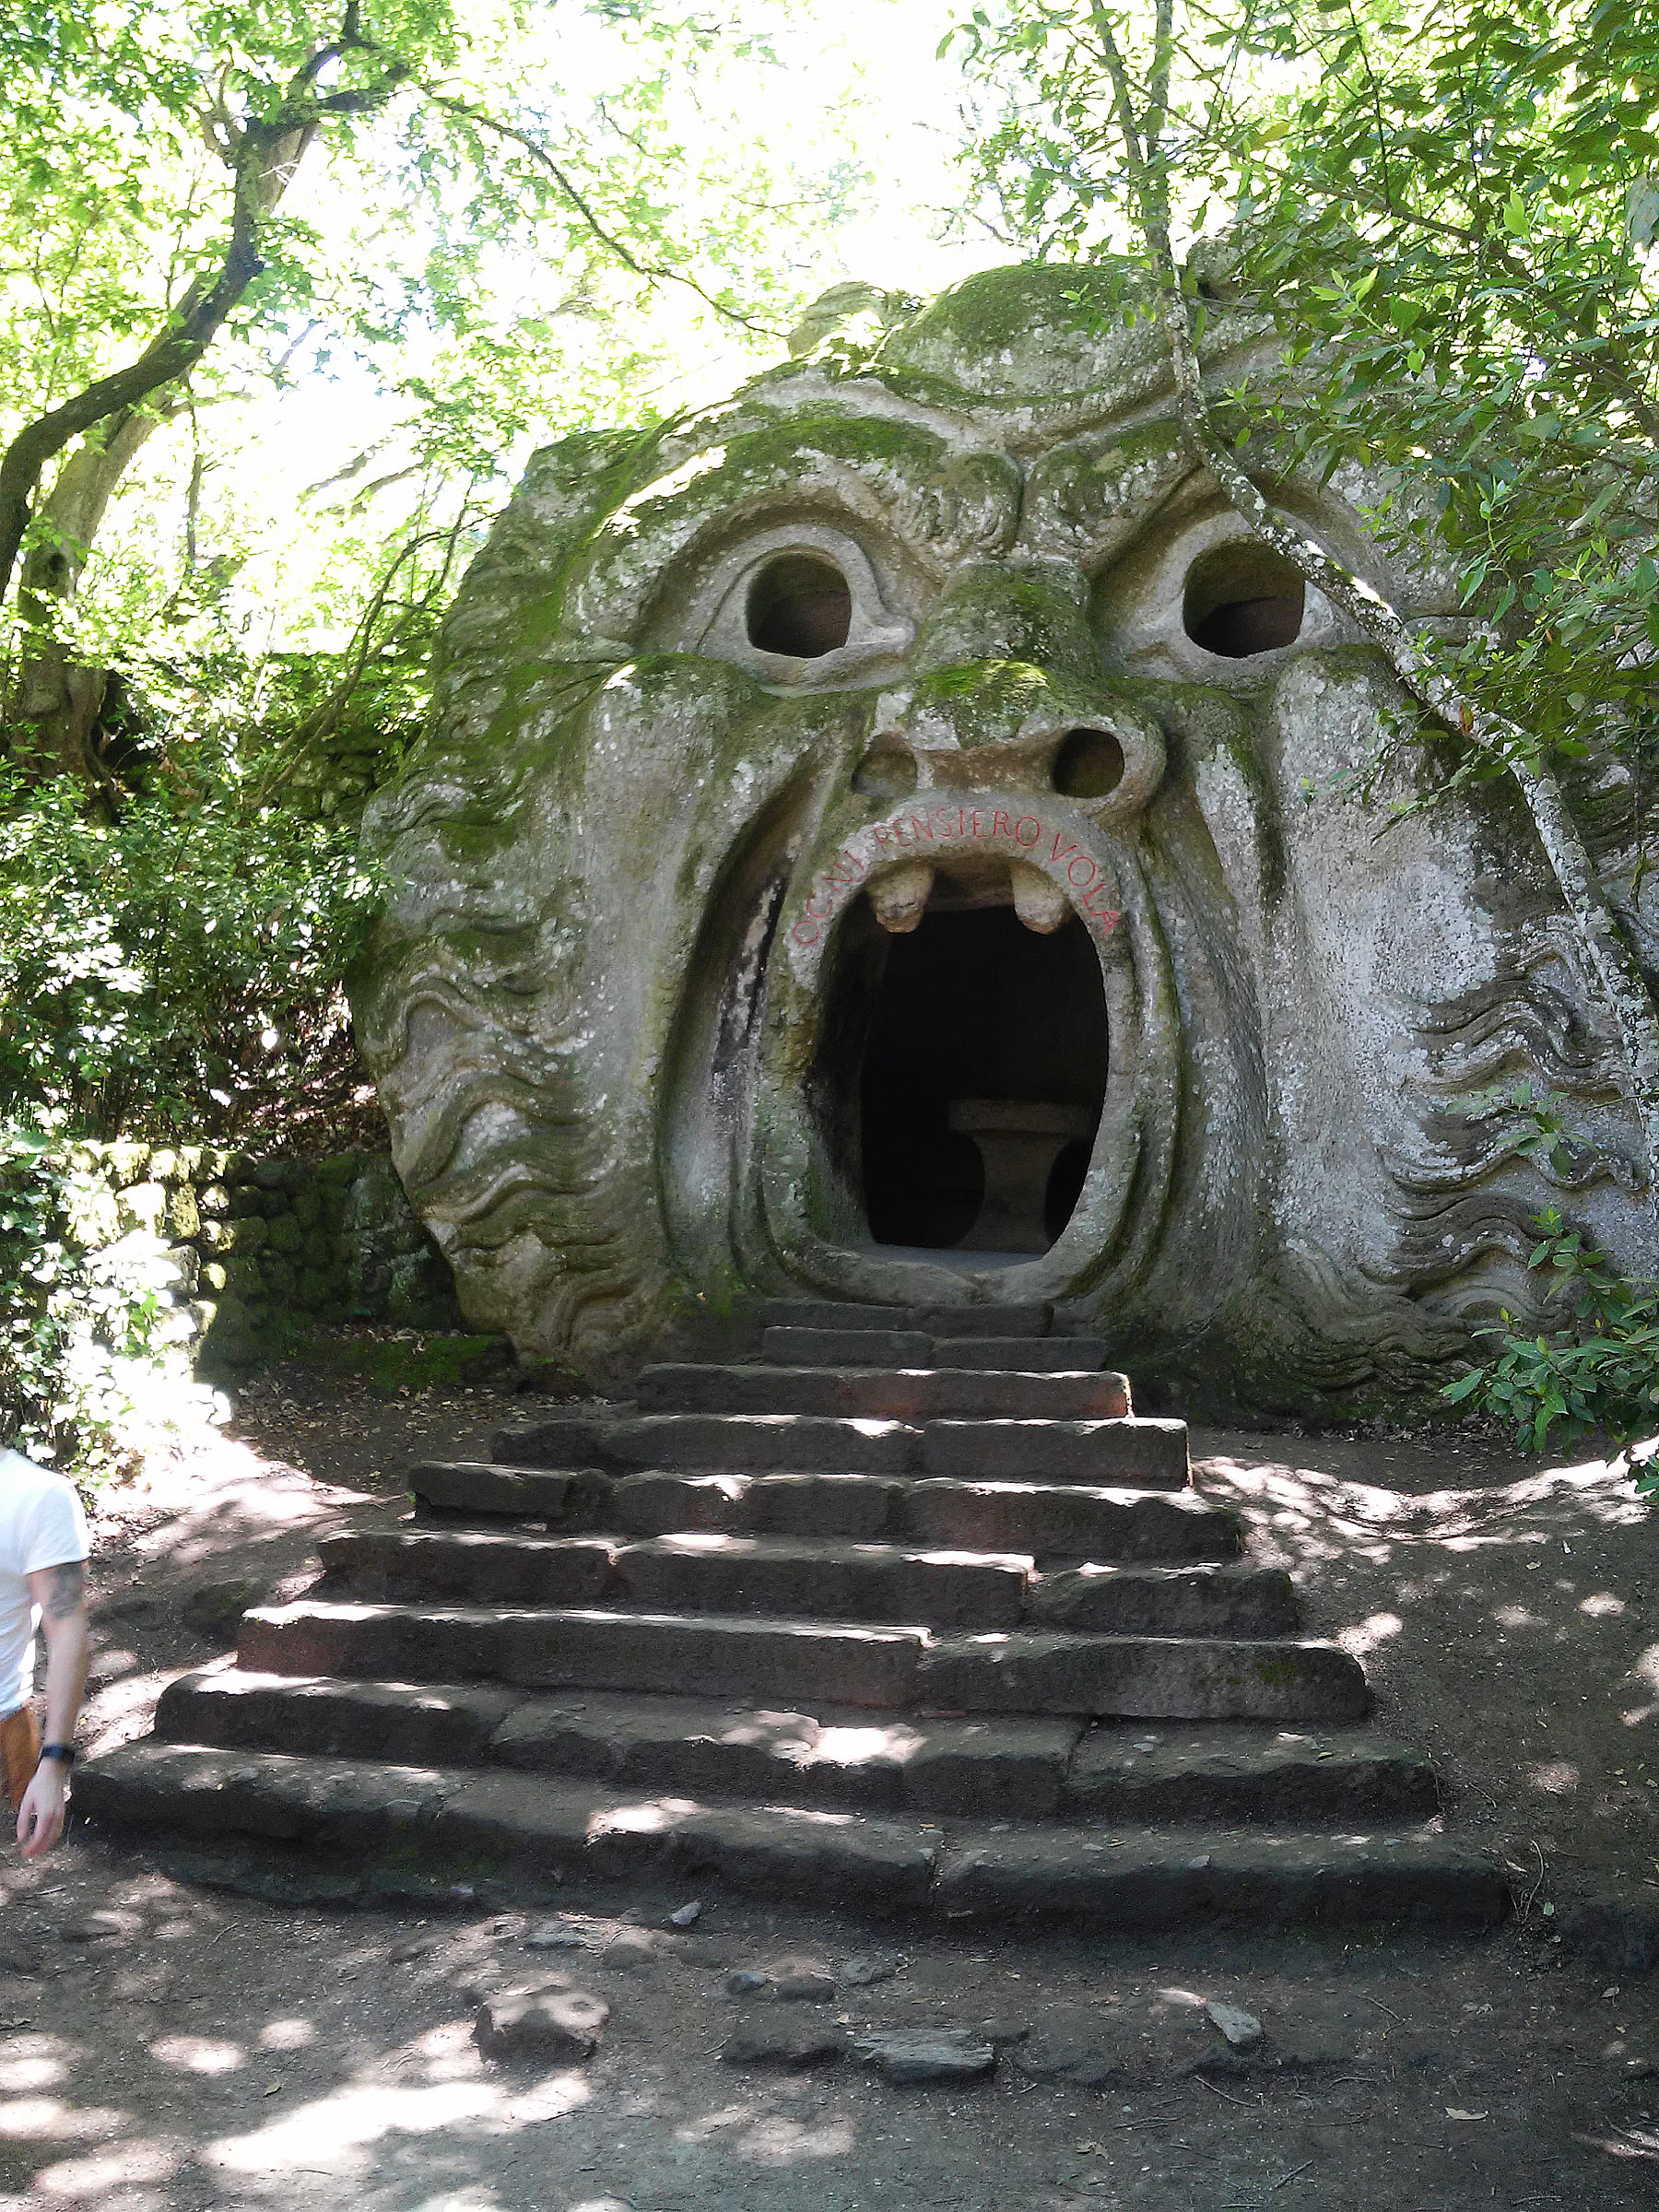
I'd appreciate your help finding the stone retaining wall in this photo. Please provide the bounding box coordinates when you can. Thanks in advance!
[62,1141,461,1368]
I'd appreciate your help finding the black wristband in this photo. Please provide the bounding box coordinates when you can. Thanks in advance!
[38,1744,76,1767]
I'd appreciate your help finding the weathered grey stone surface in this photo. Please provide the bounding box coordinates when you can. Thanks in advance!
[354,258,1659,1417]
[475,1978,608,2061]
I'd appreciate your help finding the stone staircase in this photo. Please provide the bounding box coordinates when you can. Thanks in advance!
[78,1301,1507,1928]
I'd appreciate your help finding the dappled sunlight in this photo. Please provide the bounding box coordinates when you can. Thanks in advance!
[590,1795,699,1838]
[255,2019,315,2051]
[1530,1761,1581,1794]
[676,2101,754,2143]
[149,2034,244,2073]
[812,1722,924,1767]
[733,2112,858,2164]
[404,2018,492,2084]
[208,2077,546,2173]
[1581,1591,1626,1617]
[1200,1449,1648,1563]
[915,1545,1030,1569]
[712,1710,812,1751]
[1337,1611,1403,1656]
[31,2136,178,2201]
[83,1663,197,1758]
[0,2035,73,2093]
[0,2092,128,2140]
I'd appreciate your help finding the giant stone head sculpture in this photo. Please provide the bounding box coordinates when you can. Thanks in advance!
[355,262,1659,1411]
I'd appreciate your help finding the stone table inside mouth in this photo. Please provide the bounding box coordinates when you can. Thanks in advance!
[948,1098,1097,1253]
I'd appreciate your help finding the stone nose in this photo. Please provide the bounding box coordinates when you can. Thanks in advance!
[910,554,1098,682]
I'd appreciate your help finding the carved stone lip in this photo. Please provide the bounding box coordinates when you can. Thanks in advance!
[757,793,1170,1307]
[782,796,1129,971]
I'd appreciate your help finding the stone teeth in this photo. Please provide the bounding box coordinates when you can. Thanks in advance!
[867,861,935,934]
[1010,861,1070,934]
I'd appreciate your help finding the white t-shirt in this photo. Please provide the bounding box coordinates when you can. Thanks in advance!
[0,1452,89,1712]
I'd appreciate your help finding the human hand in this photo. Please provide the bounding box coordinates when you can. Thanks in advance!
[17,1761,67,1858]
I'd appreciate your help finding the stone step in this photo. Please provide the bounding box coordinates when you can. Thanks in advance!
[242,1601,931,1708]
[155,1677,1432,1828]
[1064,1723,1441,1826]
[1026,1561,1299,1637]
[76,1741,1508,1929]
[238,1600,1368,1721]
[762,1327,933,1367]
[934,1337,1112,1371]
[411,1463,1244,1559]
[492,1412,1190,1488]
[923,1419,1188,1486]
[637,1364,1132,1420]
[759,1300,1054,1338]
[320,1529,1288,1637]
[497,1412,916,1476]
[321,1528,618,1607]
[761,1329,1112,1372]
[321,1528,1034,1631]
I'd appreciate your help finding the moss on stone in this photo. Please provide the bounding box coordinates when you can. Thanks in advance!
[890,261,1140,362]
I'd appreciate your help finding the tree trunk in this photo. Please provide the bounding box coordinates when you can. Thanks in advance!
[13,405,179,780]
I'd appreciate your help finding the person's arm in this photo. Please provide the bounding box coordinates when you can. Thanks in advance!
[18,1559,88,1858]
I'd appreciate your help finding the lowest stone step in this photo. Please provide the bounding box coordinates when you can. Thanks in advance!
[76,1742,1508,1929]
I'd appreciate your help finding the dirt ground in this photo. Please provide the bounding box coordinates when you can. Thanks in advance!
[3,1343,1657,2210]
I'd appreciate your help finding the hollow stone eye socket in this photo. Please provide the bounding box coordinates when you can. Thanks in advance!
[1053,728,1125,799]
[1182,541,1306,658]
[745,553,853,658]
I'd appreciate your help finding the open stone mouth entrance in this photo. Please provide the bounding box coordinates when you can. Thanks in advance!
[814,877,1109,1260]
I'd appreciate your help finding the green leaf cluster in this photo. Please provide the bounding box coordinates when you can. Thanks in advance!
[1443,1206,1659,1457]
[0,751,378,1140]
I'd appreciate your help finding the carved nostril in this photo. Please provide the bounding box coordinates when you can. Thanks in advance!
[852,745,918,799]
[747,554,853,657]
[1053,728,1125,799]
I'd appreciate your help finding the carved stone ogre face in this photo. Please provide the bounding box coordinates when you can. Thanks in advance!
[356,264,1655,1408]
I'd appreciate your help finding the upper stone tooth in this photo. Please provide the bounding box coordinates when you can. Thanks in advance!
[868,861,935,934]
[1010,860,1070,934]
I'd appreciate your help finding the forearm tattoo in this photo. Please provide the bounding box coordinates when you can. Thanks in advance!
[42,1562,85,1620]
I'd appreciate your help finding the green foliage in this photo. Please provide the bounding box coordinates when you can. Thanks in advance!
[0,757,377,1139]
[956,0,1659,812]
[0,1122,223,1481]
[1443,1207,1659,1452]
